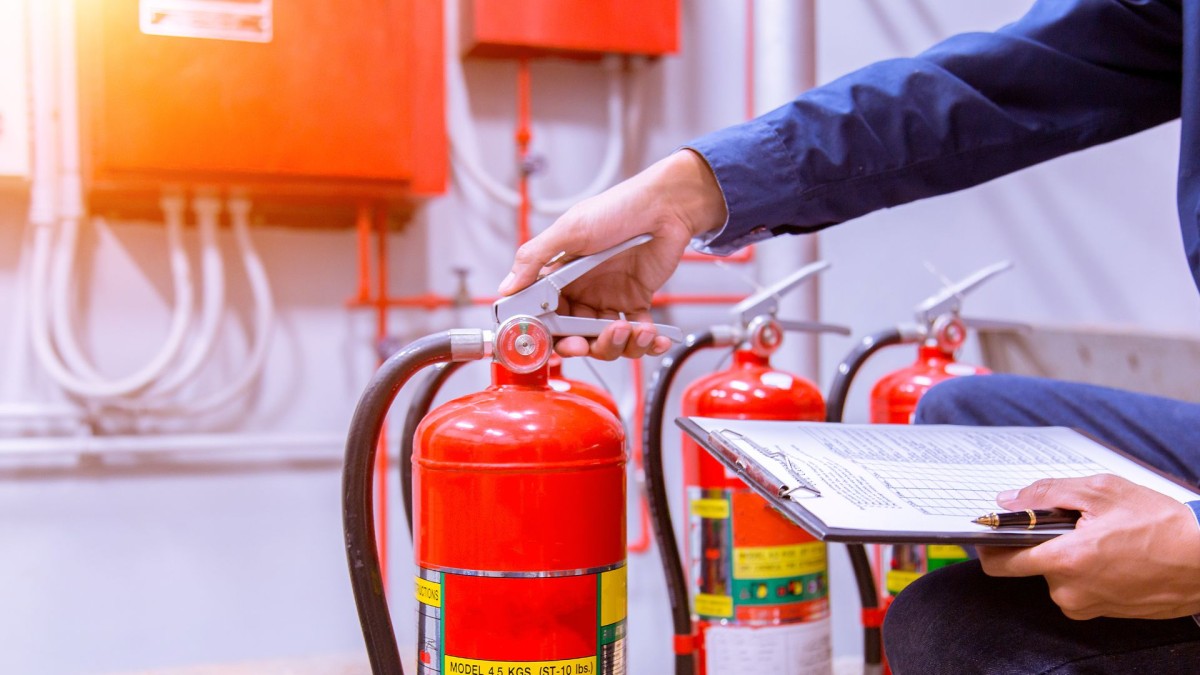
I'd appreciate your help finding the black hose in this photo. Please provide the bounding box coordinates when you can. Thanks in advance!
[344,332,457,675]
[825,327,906,425]
[400,361,468,537]
[825,327,905,670]
[643,331,715,675]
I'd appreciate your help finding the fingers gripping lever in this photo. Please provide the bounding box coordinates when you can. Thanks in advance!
[493,234,684,342]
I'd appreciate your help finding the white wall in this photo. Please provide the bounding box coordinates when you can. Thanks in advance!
[3,1,1196,673]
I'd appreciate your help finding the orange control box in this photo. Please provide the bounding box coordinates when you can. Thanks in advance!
[78,0,445,205]
[463,0,679,59]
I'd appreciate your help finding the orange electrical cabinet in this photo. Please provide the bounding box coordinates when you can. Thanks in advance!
[463,0,679,59]
[78,0,445,205]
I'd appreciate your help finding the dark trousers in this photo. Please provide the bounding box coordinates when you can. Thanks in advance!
[882,375,1200,674]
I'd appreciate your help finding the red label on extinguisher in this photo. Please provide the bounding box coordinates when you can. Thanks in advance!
[416,564,626,675]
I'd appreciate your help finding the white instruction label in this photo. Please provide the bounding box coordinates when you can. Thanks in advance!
[140,0,273,43]
[705,619,832,675]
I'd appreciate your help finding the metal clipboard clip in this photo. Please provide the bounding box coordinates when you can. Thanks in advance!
[707,428,821,499]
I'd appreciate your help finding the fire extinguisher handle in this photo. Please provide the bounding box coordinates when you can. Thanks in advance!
[961,316,1033,333]
[493,234,649,322]
[542,313,685,343]
[913,260,1013,325]
[776,318,852,336]
[492,234,685,342]
[731,260,831,325]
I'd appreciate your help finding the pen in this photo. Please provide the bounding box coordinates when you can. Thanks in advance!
[972,508,1081,530]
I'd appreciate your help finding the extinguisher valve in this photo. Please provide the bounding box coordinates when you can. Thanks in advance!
[745,316,781,356]
[492,234,684,344]
[931,315,967,352]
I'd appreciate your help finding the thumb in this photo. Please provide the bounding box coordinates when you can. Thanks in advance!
[498,223,586,296]
[996,474,1117,515]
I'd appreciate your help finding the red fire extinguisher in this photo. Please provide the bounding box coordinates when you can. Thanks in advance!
[825,260,1017,669]
[399,354,619,536]
[548,354,621,417]
[643,263,848,675]
[868,262,1014,598]
[343,235,682,675]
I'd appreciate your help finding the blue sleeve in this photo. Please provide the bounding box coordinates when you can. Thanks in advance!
[687,0,1183,255]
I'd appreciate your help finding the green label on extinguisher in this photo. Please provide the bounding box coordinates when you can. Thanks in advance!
[416,564,626,675]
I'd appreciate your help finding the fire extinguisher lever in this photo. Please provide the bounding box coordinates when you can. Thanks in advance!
[718,261,849,353]
[731,260,831,326]
[492,233,684,342]
[775,318,852,337]
[913,260,1013,326]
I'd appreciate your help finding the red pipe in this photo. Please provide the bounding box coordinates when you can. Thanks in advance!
[516,58,533,246]
[374,205,390,588]
[346,293,499,311]
[351,204,372,303]
[652,293,749,306]
[627,358,653,553]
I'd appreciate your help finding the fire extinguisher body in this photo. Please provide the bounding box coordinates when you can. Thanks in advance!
[870,345,986,595]
[414,363,628,675]
[681,350,832,674]
[549,356,621,418]
[869,346,989,424]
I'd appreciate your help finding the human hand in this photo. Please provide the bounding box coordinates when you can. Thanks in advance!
[977,474,1200,620]
[497,150,727,360]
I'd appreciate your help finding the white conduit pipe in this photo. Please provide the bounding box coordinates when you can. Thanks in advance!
[105,196,274,416]
[8,0,84,427]
[47,0,100,381]
[31,0,196,399]
[133,195,227,399]
[9,0,57,408]
[445,0,633,216]
[532,57,633,214]
[31,197,196,399]
[26,0,57,232]
[47,215,101,379]
[161,196,274,415]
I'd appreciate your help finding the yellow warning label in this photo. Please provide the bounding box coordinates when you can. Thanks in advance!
[691,498,730,519]
[600,566,627,626]
[886,569,922,595]
[694,593,733,618]
[444,655,596,674]
[415,576,441,608]
[733,543,826,580]
[928,545,968,560]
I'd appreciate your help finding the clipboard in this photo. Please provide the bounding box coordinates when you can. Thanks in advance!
[676,417,1200,546]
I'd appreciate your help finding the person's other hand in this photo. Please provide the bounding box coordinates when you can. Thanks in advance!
[498,150,727,360]
[977,474,1200,619]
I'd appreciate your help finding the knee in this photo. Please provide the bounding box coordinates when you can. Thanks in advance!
[883,561,986,674]
[913,376,995,425]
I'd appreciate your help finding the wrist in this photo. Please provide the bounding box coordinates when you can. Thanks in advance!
[652,149,728,238]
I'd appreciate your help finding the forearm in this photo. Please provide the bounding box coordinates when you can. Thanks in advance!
[688,0,1183,255]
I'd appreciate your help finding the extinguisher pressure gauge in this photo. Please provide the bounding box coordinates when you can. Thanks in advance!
[494,316,553,373]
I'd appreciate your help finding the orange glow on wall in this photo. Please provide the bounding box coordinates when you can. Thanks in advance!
[78,0,446,201]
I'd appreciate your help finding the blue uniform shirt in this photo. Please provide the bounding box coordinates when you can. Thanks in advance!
[687,0,1197,293]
